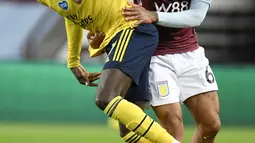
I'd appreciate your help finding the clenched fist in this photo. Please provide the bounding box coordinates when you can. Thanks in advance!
[87,31,105,49]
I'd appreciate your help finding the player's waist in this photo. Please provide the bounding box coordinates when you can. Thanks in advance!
[154,42,199,55]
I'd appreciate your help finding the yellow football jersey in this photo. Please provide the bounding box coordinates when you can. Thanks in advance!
[37,0,136,68]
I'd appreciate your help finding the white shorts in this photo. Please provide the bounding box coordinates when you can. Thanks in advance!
[149,47,218,106]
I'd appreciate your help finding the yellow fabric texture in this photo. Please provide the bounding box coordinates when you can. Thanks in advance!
[104,96,175,143]
[37,0,136,68]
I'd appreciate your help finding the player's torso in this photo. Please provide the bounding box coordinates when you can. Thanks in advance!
[137,0,199,55]
[66,0,136,56]
[66,0,126,31]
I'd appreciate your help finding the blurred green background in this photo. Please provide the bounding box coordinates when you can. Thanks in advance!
[1,0,255,142]
[1,62,255,143]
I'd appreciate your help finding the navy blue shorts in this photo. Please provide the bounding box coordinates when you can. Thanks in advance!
[103,24,158,102]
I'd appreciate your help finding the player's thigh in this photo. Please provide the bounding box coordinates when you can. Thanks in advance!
[177,47,218,103]
[153,102,183,130]
[103,24,158,86]
[97,24,158,109]
[184,91,220,126]
[177,47,220,126]
[119,66,151,137]
[124,61,151,105]
[149,55,180,107]
[149,55,184,134]
[153,103,182,124]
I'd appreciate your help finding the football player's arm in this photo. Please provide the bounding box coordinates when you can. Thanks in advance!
[65,19,101,86]
[156,0,210,28]
[123,0,210,28]
[87,31,105,49]
[65,18,83,68]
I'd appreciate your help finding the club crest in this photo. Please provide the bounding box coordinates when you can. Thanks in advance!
[58,0,69,10]
[157,81,169,97]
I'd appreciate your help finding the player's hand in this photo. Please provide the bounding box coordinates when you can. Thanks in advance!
[122,2,158,26]
[87,31,105,49]
[71,65,101,87]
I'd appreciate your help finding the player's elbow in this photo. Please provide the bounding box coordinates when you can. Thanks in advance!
[182,15,204,28]
[191,11,207,27]
[191,15,204,27]
[192,21,201,27]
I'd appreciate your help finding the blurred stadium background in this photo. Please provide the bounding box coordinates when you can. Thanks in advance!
[0,0,255,143]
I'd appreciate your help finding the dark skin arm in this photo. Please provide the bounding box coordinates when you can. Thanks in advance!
[70,32,104,87]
